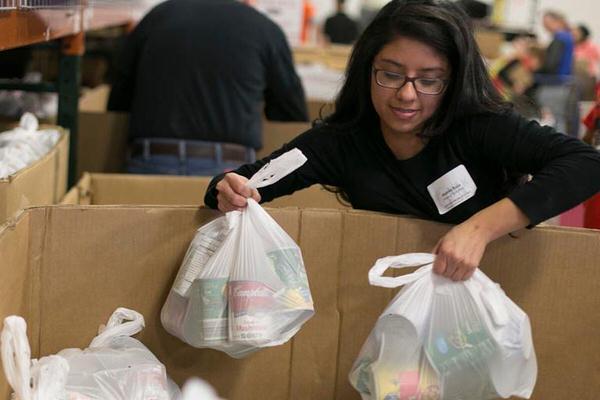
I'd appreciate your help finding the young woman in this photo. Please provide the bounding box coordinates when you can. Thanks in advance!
[204,0,600,281]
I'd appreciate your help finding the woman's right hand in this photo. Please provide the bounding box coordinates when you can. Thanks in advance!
[215,172,261,212]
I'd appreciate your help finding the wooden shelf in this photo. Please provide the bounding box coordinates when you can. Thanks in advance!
[0,9,82,51]
[0,4,141,51]
[0,2,145,186]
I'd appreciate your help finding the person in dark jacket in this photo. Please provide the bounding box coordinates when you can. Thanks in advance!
[108,0,308,176]
[206,0,600,282]
[323,0,360,45]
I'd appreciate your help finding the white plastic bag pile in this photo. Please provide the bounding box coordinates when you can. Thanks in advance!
[0,113,61,179]
[161,149,315,358]
[349,253,537,400]
[0,72,58,120]
[1,308,180,400]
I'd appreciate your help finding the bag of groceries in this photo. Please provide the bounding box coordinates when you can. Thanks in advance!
[161,148,314,358]
[1,308,180,400]
[349,253,537,400]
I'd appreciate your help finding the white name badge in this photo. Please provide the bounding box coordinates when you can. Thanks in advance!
[427,165,477,215]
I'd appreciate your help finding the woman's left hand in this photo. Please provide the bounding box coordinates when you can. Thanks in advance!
[432,221,493,281]
[431,198,530,281]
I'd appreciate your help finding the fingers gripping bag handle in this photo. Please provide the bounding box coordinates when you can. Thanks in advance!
[245,148,307,190]
[368,253,435,288]
[89,308,145,349]
[1,316,32,400]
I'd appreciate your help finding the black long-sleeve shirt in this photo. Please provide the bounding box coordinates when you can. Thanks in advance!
[107,0,308,149]
[205,111,600,225]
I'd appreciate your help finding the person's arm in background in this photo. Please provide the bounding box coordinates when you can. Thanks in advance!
[262,26,309,122]
[433,112,600,280]
[537,38,565,74]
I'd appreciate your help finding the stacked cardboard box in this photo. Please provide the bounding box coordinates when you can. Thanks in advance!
[1,205,599,399]
[61,172,347,210]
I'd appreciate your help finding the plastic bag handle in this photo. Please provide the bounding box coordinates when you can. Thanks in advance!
[89,308,145,348]
[246,148,307,190]
[1,316,32,400]
[368,253,435,288]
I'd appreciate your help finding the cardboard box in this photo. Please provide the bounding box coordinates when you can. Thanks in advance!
[258,120,311,159]
[0,128,69,224]
[1,206,599,399]
[475,29,505,60]
[77,110,312,178]
[77,111,129,177]
[62,172,347,210]
[294,45,351,71]
[307,100,334,122]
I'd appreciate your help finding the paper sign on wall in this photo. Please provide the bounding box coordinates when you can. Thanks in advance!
[252,0,303,47]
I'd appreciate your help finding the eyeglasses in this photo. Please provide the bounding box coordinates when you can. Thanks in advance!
[373,68,448,95]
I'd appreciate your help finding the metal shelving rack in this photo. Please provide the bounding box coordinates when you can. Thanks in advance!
[0,0,141,185]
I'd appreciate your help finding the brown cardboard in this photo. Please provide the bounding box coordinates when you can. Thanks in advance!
[78,84,111,113]
[475,29,505,60]
[293,45,351,71]
[1,205,600,399]
[0,129,69,224]
[259,121,311,159]
[307,100,335,121]
[77,111,129,177]
[62,172,347,210]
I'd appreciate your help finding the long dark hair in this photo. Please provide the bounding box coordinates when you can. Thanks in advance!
[323,0,508,136]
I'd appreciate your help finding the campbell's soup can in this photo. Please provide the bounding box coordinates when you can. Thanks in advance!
[229,280,276,343]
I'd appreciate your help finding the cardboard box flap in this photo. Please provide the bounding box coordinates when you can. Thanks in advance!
[62,173,348,210]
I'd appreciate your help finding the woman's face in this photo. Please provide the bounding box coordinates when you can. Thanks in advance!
[370,36,450,139]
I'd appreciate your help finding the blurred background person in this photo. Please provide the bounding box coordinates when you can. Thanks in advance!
[573,23,600,100]
[573,24,600,79]
[534,10,576,135]
[107,0,308,176]
[456,0,491,28]
[537,10,574,77]
[323,0,359,45]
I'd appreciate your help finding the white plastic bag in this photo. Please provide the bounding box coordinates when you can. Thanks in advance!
[1,308,180,400]
[180,378,222,400]
[349,253,537,400]
[0,113,60,179]
[161,149,315,358]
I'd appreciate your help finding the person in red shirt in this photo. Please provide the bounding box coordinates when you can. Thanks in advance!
[582,84,600,147]
[582,83,600,228]
[573,24,600,79]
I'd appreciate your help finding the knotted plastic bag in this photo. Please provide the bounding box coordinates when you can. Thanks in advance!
[1,308,180,400]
